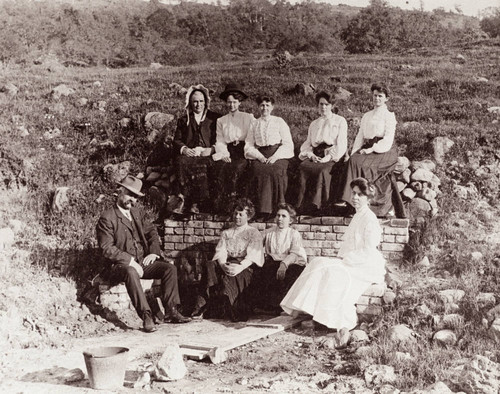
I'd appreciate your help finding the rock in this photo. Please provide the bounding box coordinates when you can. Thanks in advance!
[441,314,464,329]
[439,289,465,305]
[455,54,466,61]
[433,329,457,346]
[412,381,453,394]
[476,293,495,308]
[301,319,314,329]
[55,144,64,150]
[417,187,436,202]
[103,161,131,183]
[431,136,454,164]
[355,345,372,357]
[383,290,396,304]
[473,76,488,82]
[396,181,406,192]
[146,172,162,182]
[16,125,29,137]
[332,86,352,101]
[418,256,430,268]
[430,174,441,189]
[51,84,75,99]
[75,97,88,107]
[118,118,131,128]
[379,384,400,394]
[43,128,62,140]
[487,106,500,115]
[402,188,416,200]
[144,112,175,131]
[388,351,411,363]
[95,194,106,204]
[395,157,410,173]
[387,324,415,343]
[489,318,500,343]
[457,355,500,394]
[61,368,85,383]
[364,364,396,387]
[119,85,131,94]
[350,330,369,343]
[416,303,432,316]
[471,251,483,261]
[410,181,423,191]
[487,304,500,322]
[134,371,151,389]
[147,129,162,144]
[52,187,70,212]
[411,159,436,172]
[409,197,431,217]
[150,62,163,69]
[169,83,187,96]
[155,343,187,381]
[0,228,15,251]
[411,168,434,183]
[0,83,18,97]
[39,56,66,72]
[453,184,468,199]
[293,83,315,96]
[399,168,411,184]
[93,100,107,111]
[116,102,130,114]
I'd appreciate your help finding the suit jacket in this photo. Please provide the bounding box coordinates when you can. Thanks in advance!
[173,110,220,154]
[96,206,161,266]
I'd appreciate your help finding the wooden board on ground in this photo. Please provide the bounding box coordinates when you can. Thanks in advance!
[180,314,308,364]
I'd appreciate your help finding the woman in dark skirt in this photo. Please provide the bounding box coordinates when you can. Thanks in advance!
[212,83,255,214]
[191,198,263,321]
[253,203,307,314]
[341,83,405,218]
[297,91,348,214]
[245,96,294,219]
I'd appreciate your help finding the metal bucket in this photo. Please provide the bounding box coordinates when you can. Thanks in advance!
[83,346,129,390]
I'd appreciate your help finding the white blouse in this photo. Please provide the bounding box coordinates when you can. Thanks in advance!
[215,111,255,158]
[299,113,348,162]
[212,224,264,267]
[351,105,397,154]
[244,115,294,161]
[264,226,307,266]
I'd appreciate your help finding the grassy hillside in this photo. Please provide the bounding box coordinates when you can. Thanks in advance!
[1,40,500,389]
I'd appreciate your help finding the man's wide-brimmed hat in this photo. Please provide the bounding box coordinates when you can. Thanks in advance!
[219,83,248,101]
[117,175,144,197]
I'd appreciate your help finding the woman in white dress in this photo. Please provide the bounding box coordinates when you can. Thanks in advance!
[297,91,348,214]
[245,96,294,219]
[281,177,386,332]
[213,83,255,213]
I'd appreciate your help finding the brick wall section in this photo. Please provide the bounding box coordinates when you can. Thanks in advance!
[163,214,409,283]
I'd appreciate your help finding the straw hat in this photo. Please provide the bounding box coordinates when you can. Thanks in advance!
[219,83,248,101]
[117,175,144,197]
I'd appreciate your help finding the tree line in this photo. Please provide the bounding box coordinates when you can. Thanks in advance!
[0,0,491,67]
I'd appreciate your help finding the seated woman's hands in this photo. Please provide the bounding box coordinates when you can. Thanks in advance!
[220,262,247,277]
[359,147,374,155]
[276,262,288,280]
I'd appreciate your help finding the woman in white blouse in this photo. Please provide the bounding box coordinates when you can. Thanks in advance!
[245,96,294,219]
[297,91,348,214]
[253,203,307,313]
[340,83,404,218]
[212,83,255,213]
[281,178,386,344]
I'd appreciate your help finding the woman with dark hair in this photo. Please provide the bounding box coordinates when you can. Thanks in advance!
[340,83,405,218]
[245,96,294,219]
[191,198,263,321]
[297,91,348,214]
[253,203,307,313]
[281,178,386,341]
[212,83,255,213]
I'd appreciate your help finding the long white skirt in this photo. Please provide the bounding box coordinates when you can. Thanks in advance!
[280,256,385,330]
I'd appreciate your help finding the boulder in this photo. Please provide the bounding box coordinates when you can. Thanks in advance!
[431,136,454,164]
[456,355,500,394]
[150,62,163,70]
[486,304,500,322]
[293,83,315,96]
[476,293,496,308]
[350,329,369,343]
[439,289,465,305]
[364,364,396,387]
[418,256,430,268]
[410,159,436,172]
[473,76,488,82]
[0,228,15,251]
[487,106,500,115]
[103,161,131,183]
[147,129,162,144]
[154,343,187,381]
[430,174,441,189]
[453,184,468,199]
[417,187,437,202]
[410,381,453,394]
[489,318,500,343]
[93,100,107,111]
[93,81,102,88]
[395,156,410,173]
[409,197,431,218]
[332,86,352,101]
[387,324,415,343]
[411,168,434,183]
[399,168,411,184]
[402,188,416,200]
[118,118,131,128]
[416,303,432,316]
[169,83,188,96]
[0,83,18,97]
[396,181,406,192]
[144,112,175,131]
[51,84,75,99]
[75,97,88,107]
[410,181,423,191]
[471,251,483,262]
[432,329,457,346]
[52,187,70,212]
[383,290,396,304]
[441,314,464,329]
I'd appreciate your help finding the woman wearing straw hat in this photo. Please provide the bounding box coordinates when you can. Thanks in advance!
[212,83,255,214]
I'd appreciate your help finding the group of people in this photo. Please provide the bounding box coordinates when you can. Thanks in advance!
[97,173,386,342]
[171,82,405,220]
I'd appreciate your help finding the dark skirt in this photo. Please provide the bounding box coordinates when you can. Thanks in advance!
[252,257,304,310]
[176,155,213,204]
[199,258,254,318]
[212,143,249,214]
[250,144,288,214]
[342,144,404,217]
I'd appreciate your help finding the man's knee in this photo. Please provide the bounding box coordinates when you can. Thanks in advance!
[123,265,141,280]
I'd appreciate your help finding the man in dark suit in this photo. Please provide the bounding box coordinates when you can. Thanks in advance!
[173,84,221,214]
[96,175,191,332]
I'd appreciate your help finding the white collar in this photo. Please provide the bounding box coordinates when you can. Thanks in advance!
[117,204,132,220]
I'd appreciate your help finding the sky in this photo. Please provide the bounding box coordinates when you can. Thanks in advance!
[158,0,500,17]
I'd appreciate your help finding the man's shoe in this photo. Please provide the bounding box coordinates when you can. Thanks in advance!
[142,311,157,333]
[165,307,192,324]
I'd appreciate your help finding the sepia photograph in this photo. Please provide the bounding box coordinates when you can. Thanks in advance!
[0,0,499,392]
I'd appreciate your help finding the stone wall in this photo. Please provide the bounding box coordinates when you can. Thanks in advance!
[162,214,409,285]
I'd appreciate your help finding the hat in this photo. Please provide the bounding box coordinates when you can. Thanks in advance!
[117,175,144,197]
[219,83,248,101]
